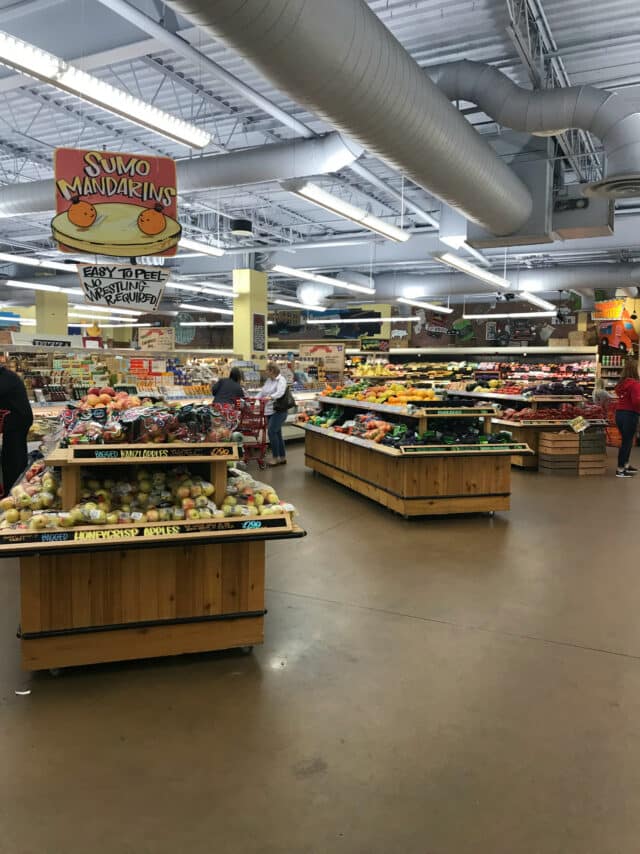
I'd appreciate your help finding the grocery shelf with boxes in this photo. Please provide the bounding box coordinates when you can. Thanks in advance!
[299,380,532,517]
[0,391,304,672]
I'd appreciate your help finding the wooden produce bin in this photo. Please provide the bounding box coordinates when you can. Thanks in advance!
[1,442,304,671]
[303,425,529,516]
[491,419,573,469]
[538,429,607,476]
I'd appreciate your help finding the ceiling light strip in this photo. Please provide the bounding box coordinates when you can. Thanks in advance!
[179,238,225,257]
[281,180,411,243]
[273,298,326,312]
[0,252,70,272]
[178,302,234,316]
[272,264,373,294]
[462,311,557,320]
[432,252,510,288]
[0,31,210,148]
[306,316,419,324]
[5,279,83,295]
[397,296,453,314]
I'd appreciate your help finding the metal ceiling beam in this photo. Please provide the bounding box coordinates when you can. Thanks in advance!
[505,0,603,184]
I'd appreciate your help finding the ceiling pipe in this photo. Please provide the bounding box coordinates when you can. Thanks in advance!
[428,60,640,198]
[163,0,533,236]
[95,0,439,230]
[0,133,361,217]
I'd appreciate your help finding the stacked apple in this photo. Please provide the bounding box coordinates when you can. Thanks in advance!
[62,467,219,527]
[0,462,62,530]
[78,386,145,413]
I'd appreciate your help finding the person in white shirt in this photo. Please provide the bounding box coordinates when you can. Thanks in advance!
[257,362,289,466]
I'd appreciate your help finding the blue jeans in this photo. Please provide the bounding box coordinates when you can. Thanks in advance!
[268,410,287,459]
[616,409,639,469]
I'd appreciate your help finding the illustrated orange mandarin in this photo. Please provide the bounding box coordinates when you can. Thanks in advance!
[137,204,166,236]
[68,196,97,228]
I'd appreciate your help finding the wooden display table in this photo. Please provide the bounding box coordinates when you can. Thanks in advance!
[0,442,304,671]
[303,425,528,517]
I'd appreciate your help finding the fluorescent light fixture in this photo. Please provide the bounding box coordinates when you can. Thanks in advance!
[5,279,83,295]
[273,298,326,312]
[0,252,70,272]
[166,282,237,298]
[178,303,234,316]
[397,296,454,314]
[0,32,210,149]
[272,264,373,295]
[306,316,419,325]
[0,314,35,325]
[433,252,510,288]
[463,311,557,320]
[72,304,142,317]
[68,312,138,323]
[521,292,557,311]
[179,321,234,327]
[179,238,225,257]
[282,180,410,243]
[71,322,152,329]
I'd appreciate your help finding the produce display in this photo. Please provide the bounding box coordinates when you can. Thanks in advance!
[323,381,440,405]
[0,461,292,533]
[306,408,511,449]
[61,399,240,446]
[468,380,588,396]
[501,403,605,422]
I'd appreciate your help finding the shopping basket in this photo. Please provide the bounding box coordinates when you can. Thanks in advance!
[237,397,269,469]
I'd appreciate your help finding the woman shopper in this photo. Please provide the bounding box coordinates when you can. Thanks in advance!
[212,367,245,405]
[615,359,640,478]
[258,362,290,466]
[0,363,33,493]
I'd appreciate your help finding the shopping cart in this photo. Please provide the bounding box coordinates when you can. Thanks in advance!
[0,409,10,498]
[237,397,269,469]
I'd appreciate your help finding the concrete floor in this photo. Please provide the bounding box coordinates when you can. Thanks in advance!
[1,445,640,853]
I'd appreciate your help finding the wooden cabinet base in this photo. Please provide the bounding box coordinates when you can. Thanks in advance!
[304,432,511,517]
[18,540,267,671]
[21,616,264,671]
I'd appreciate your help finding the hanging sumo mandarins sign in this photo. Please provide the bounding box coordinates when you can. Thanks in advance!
[52,148,181,257]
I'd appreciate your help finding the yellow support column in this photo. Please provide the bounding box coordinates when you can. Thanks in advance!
[35,291,68,335]
[233,268,268,365]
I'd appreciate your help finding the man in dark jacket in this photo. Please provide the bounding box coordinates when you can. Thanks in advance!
[0,364,33,492]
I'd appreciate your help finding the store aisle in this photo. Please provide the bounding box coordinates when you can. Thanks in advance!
[1,446,640,854]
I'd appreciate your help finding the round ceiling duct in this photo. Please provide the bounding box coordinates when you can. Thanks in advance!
[585,174,640,198]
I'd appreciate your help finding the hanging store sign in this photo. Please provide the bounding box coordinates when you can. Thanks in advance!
[253,313,266,352]
[299,343,345,372]
[360,337,389,352]
[77,263,169,311]
[138,326,175,351]
[52,148,180,257]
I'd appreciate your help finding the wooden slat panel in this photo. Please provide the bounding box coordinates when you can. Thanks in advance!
[20,556,41,633]
[246,543,266,612]
[199,544,223,617]
[21,616,265,671]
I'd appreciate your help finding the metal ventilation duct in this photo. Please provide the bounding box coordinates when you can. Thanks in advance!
[0,133,361,216]
[429,60,640,199]
[370,266,640,298]
[164,0,533,237]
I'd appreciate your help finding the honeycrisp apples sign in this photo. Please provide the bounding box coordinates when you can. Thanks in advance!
[76,263,170,311]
